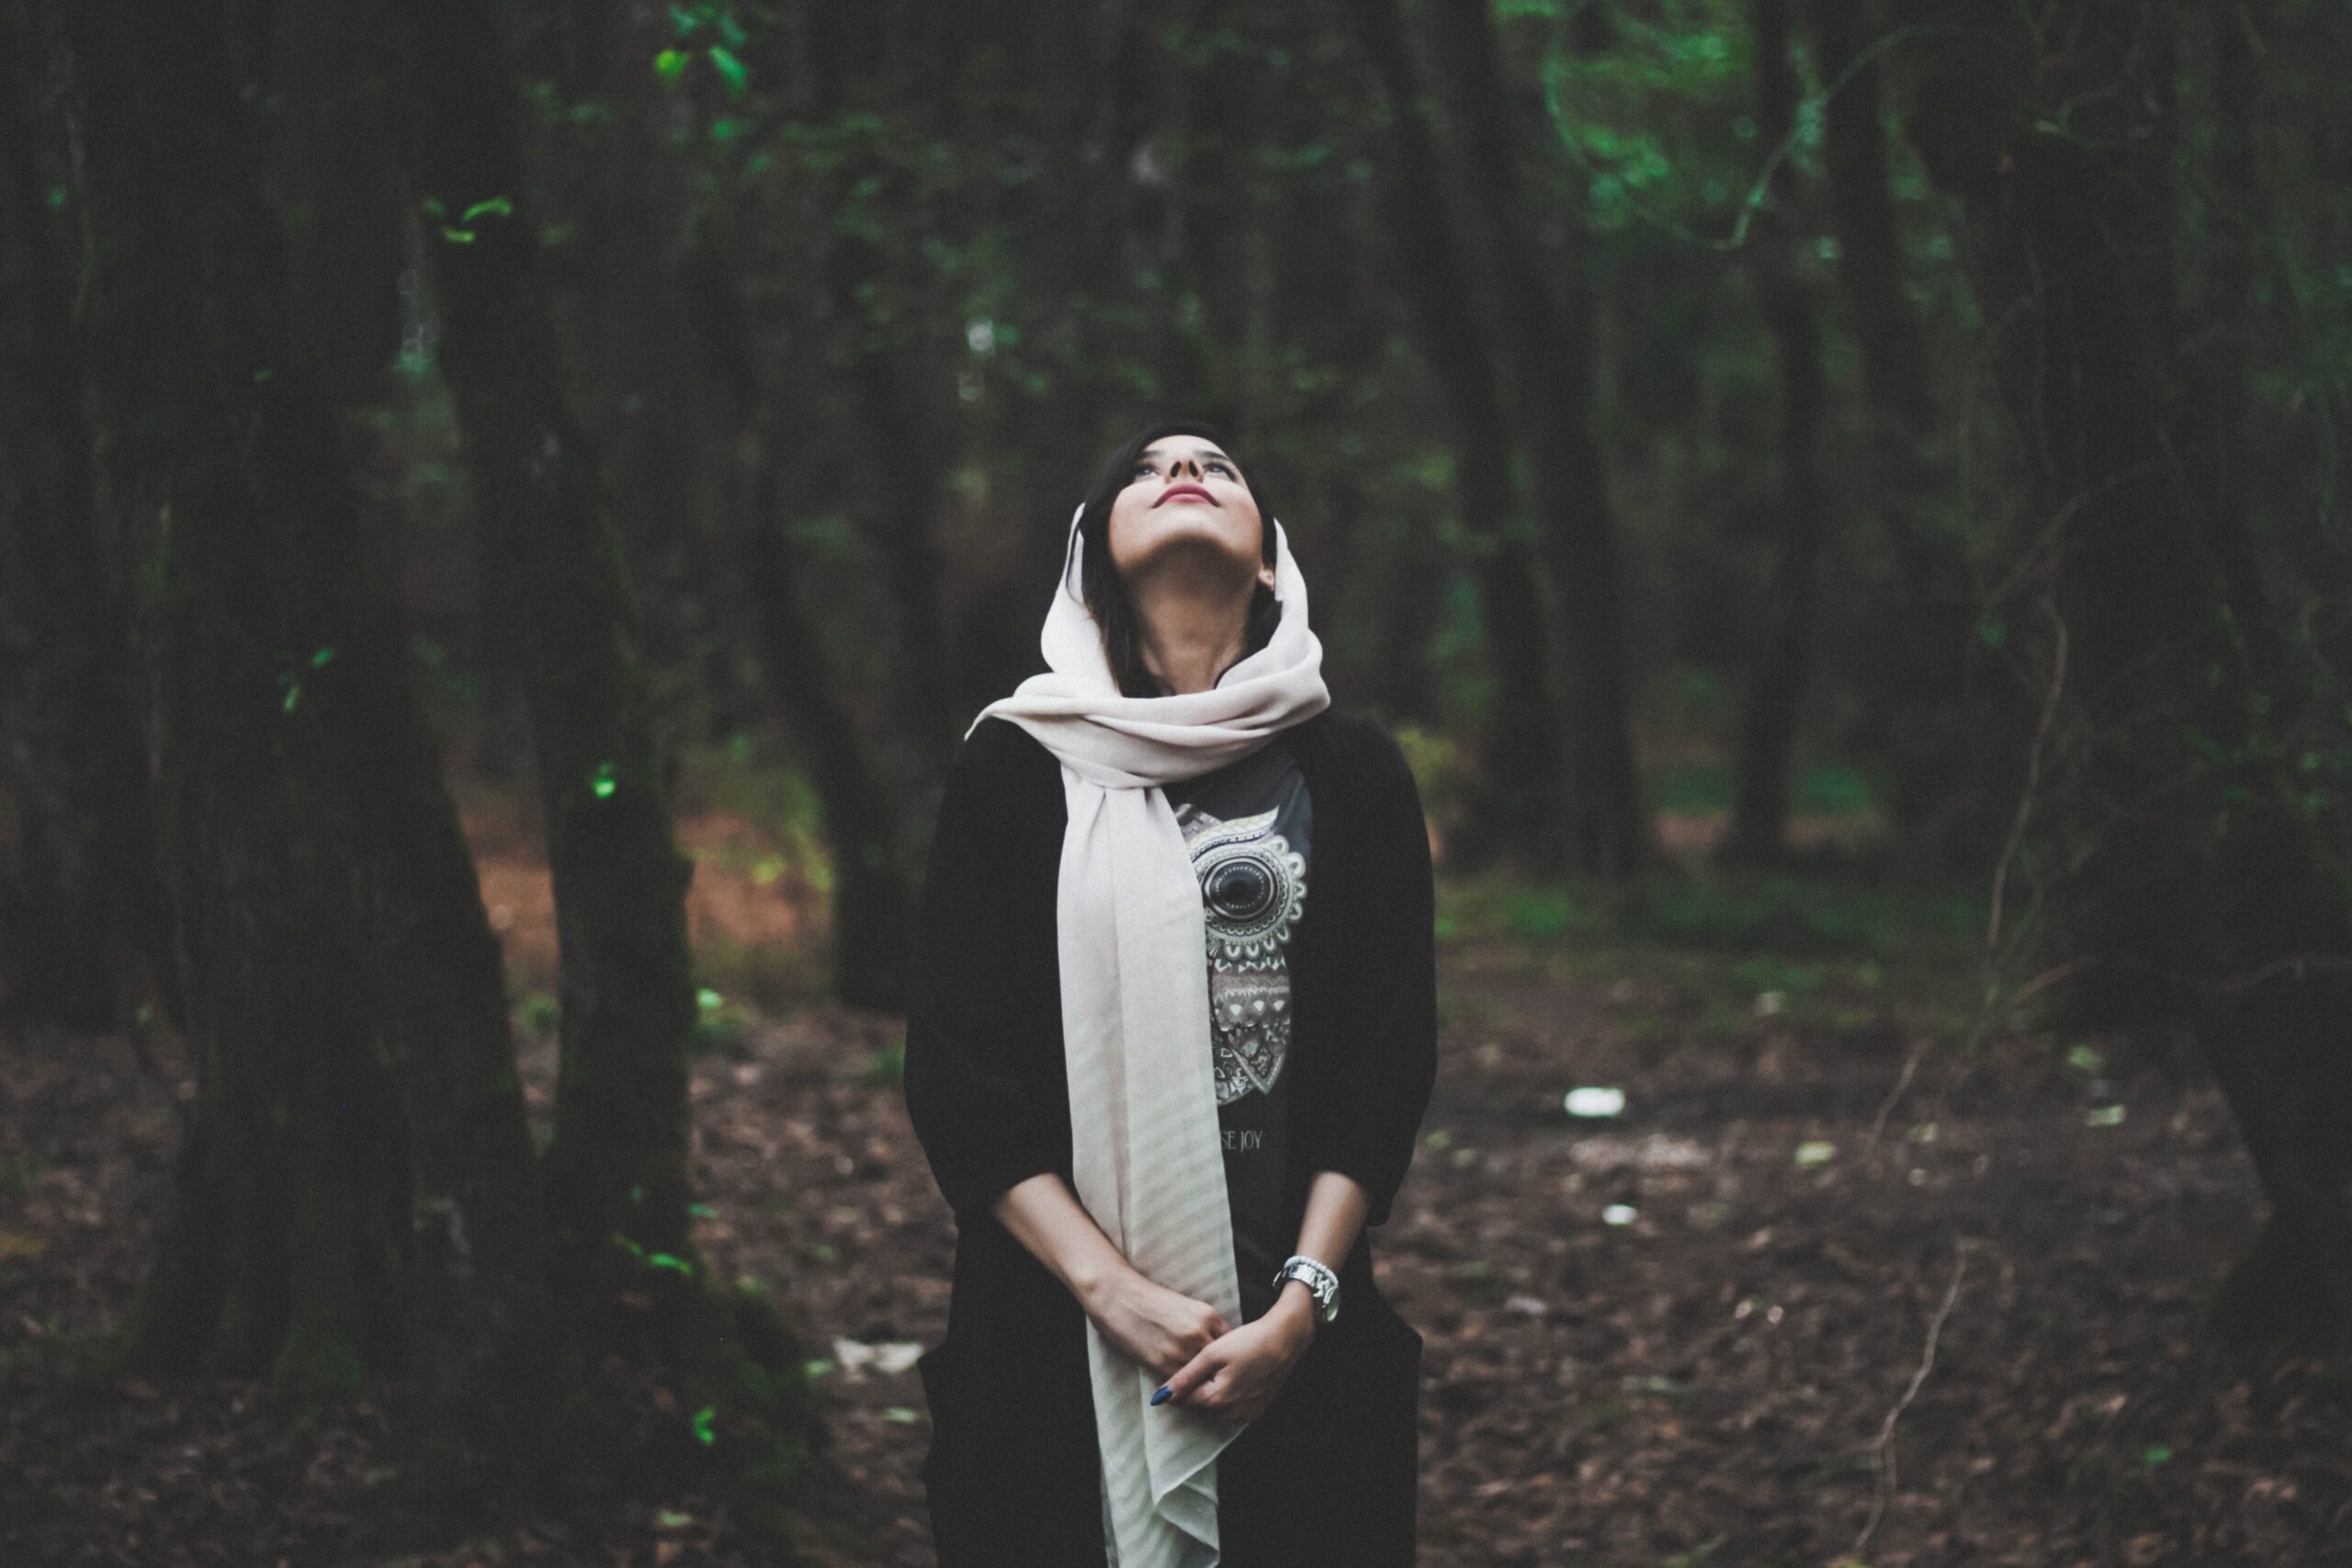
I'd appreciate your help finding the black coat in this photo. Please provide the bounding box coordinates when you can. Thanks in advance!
[900,706,1439,1566]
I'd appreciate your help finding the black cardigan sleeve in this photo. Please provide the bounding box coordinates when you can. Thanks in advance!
[1296,717,1439,1227]
[900,719,1069,1224]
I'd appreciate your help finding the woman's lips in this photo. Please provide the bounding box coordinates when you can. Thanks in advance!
[1157,483,1214,505]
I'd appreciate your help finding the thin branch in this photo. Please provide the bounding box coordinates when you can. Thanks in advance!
[1853,1235,1973,1556]
[1864,1033,1931,1149]
[1986,588,2067,953]
[2006,949,2352,1011]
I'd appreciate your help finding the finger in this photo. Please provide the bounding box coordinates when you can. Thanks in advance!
[1154,1347,1219,1406]
[1170,1365,1226,1412]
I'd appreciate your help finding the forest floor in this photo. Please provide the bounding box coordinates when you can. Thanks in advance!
[3,791,2348,1567]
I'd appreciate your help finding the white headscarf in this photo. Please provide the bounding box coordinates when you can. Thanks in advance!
[966,500,1331,1567]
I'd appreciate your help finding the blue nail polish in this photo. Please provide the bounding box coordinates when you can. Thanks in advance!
[1151,1385,1171,1405]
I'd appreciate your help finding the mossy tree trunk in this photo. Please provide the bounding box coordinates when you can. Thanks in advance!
[255,0,567,1513]
[0,17,171,1033]
[391,3,837,1525]
[64,0,418,1408]
[62,2,559,1500]
[392,0,700,1326]
[1894,0,2352,1348]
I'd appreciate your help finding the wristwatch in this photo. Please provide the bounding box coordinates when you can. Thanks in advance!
[1272,1254,1340,1326]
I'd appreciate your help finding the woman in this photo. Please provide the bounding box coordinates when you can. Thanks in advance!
[901,418,1438,1567]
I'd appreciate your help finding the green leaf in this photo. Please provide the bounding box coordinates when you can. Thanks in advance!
[707,45,748,96]
[591,761,618,799]
[645,1251,695,1276]
[654,48,689,84]
[441,226,476,244]
[459,196,513,223]
[690,1404,717,1446]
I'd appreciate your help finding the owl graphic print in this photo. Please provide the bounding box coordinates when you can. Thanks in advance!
[1163,738,1313,1326]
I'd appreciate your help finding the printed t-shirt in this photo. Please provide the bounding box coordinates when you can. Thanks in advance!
[1162,738,1313,1325]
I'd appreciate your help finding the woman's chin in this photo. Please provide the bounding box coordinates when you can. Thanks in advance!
[1116,512,1260,570]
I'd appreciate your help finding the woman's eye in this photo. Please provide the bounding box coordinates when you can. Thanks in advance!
[1134,457,1233,479]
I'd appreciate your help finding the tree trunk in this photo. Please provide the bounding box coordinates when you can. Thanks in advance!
[266,0,406,411]
[1804,0,2015,872]
[824,234,960,772]
[1724,0,1830,864]
[745,510,914,1010]
[392,0,836,1514]
[595,0,738,755]
[63,0,417,1408]
[808,0,967,772]
[62,6,562,1513]
[1895,0,2352,1348]
[258,0,568,1509]
[0,24,170,1032]
[1345,0,1569,873]
[687,28,922,1014]
[1416,0,1650,875]
[394,0,701,1315]
[964,0,1125,712]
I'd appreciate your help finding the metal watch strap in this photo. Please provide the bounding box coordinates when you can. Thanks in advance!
[1272,1254,1340,1325]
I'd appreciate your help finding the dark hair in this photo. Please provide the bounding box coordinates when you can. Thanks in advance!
[1066,418,1282,699]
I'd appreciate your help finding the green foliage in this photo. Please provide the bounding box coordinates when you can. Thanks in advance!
[1626,871,1951,957]
[689,982,754,1055]
[854,1038,905,1086]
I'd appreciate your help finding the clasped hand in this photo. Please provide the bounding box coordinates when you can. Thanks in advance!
[1084,1267,1312,1426]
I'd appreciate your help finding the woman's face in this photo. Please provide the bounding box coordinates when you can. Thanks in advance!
[1104,434,1274,595]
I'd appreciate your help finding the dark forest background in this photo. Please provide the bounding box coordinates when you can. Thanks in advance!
[2,0,2348,1563]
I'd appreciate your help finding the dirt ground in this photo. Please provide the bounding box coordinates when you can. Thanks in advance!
[4,801,2348,1567]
